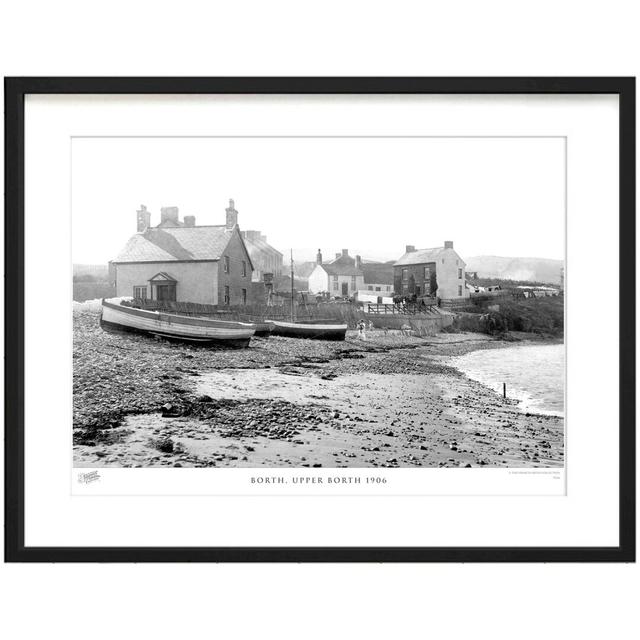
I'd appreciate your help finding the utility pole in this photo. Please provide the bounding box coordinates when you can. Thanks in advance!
[290,249,295,323]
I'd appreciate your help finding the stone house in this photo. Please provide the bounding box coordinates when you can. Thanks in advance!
[110,200,255,306]
[361,262,395,295]
[393,241,469,300]
[241,230,283,283]
[308,249,365,296]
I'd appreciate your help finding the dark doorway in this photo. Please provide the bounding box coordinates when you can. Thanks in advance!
[156,284,176,302]
[341,282,348,296]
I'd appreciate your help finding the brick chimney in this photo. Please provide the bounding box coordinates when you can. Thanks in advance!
[160,206,180,226]
[226,198,238,229]
[405,244,415,253]
[184,215,196,227]
[316,249,323,265]
[136,204,151,232]
[355,255,362,269]
[342,249,349,258]
[444,240,454,249]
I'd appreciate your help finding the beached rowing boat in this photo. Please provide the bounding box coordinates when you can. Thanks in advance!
[267,319,347,341]
[100,299,255,348]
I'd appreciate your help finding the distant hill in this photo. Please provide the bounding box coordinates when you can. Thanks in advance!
[73,263,114,302]
[292,261,318,278]
[465,256,563,285]
[73,264,110,279]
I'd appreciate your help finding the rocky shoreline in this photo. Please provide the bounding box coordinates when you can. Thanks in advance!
[73,308,564,468]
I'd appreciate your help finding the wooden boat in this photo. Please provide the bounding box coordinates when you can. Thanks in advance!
[263,250,347,341]
[100,299,255,348]
[228,320,273,337]
[267,319,347,341]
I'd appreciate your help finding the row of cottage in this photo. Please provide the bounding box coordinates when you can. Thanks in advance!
[110,200,469,306]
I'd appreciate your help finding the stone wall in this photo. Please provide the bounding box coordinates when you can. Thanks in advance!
[364,312,454,336]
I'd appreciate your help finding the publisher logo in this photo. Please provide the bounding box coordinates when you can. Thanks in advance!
[77,470,101,484]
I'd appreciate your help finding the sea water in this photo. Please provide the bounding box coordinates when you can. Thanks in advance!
[450,343,565,417]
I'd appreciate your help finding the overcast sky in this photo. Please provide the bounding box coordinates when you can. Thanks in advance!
[72,136,565,265]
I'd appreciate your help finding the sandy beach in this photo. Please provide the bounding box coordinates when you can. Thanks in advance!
[73,308,564,468]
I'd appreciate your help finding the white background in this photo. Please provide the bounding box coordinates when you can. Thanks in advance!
[72,135,566,263]
[1,1,638,639]
[29,94,614,544]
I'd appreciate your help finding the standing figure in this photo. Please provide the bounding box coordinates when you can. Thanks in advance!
[357,319,367,341]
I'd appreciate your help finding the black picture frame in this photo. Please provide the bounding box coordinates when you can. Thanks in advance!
[4,77,635,563]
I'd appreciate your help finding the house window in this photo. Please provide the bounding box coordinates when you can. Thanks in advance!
[241,288,247,305]
[375,286,381,291]
[351,276,356,290]
[223,256,230,273]
[333,275,338,282]
[242,260,247,277]
[224,286,230,304]
[386,285,391,291]
[402,268,408,281]
[424,266,430,279]
[458,268,463,279]
[442,259,445,264]
[133,285,147,300]
[458,285,463,297]
[368,285,373,291]
[333,282,339,291]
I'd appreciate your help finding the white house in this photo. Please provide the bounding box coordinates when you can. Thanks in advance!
[110,201,255,306]
[308,249,365,296]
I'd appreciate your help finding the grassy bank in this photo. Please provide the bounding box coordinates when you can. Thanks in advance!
[450,296,564,337]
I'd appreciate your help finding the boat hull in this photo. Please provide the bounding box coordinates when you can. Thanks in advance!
[267,320,347,341]
[100,300,254,348]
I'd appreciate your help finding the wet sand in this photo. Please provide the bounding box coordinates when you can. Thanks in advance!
[73,309,564,468]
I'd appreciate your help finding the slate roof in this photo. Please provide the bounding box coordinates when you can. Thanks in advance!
[113,226,235,263]
[394,247,445,266]
[394,247,465,267]
[362,263,395,285]
[242,233,283,269]
[319,263,363,277]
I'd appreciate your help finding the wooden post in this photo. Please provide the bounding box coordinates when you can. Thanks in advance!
[503,382,507,398]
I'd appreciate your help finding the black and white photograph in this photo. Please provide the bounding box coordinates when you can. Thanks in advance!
[6,76,632,565]
[72,135,565,471]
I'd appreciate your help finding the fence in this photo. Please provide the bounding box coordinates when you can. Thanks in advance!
[124,298,367,326]
[365,300,438,315]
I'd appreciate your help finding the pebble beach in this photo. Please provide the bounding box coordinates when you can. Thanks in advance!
[73,307,564,468]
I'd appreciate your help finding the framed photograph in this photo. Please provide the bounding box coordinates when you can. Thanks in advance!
[4,77,635,562]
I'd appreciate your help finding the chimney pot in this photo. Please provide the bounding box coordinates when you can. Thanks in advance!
[137,205,151,232]
[444,240,454,249]
[316,249,323,265]
[226,198,238,229]
[160,206,180,226]
[405,245,416,253]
